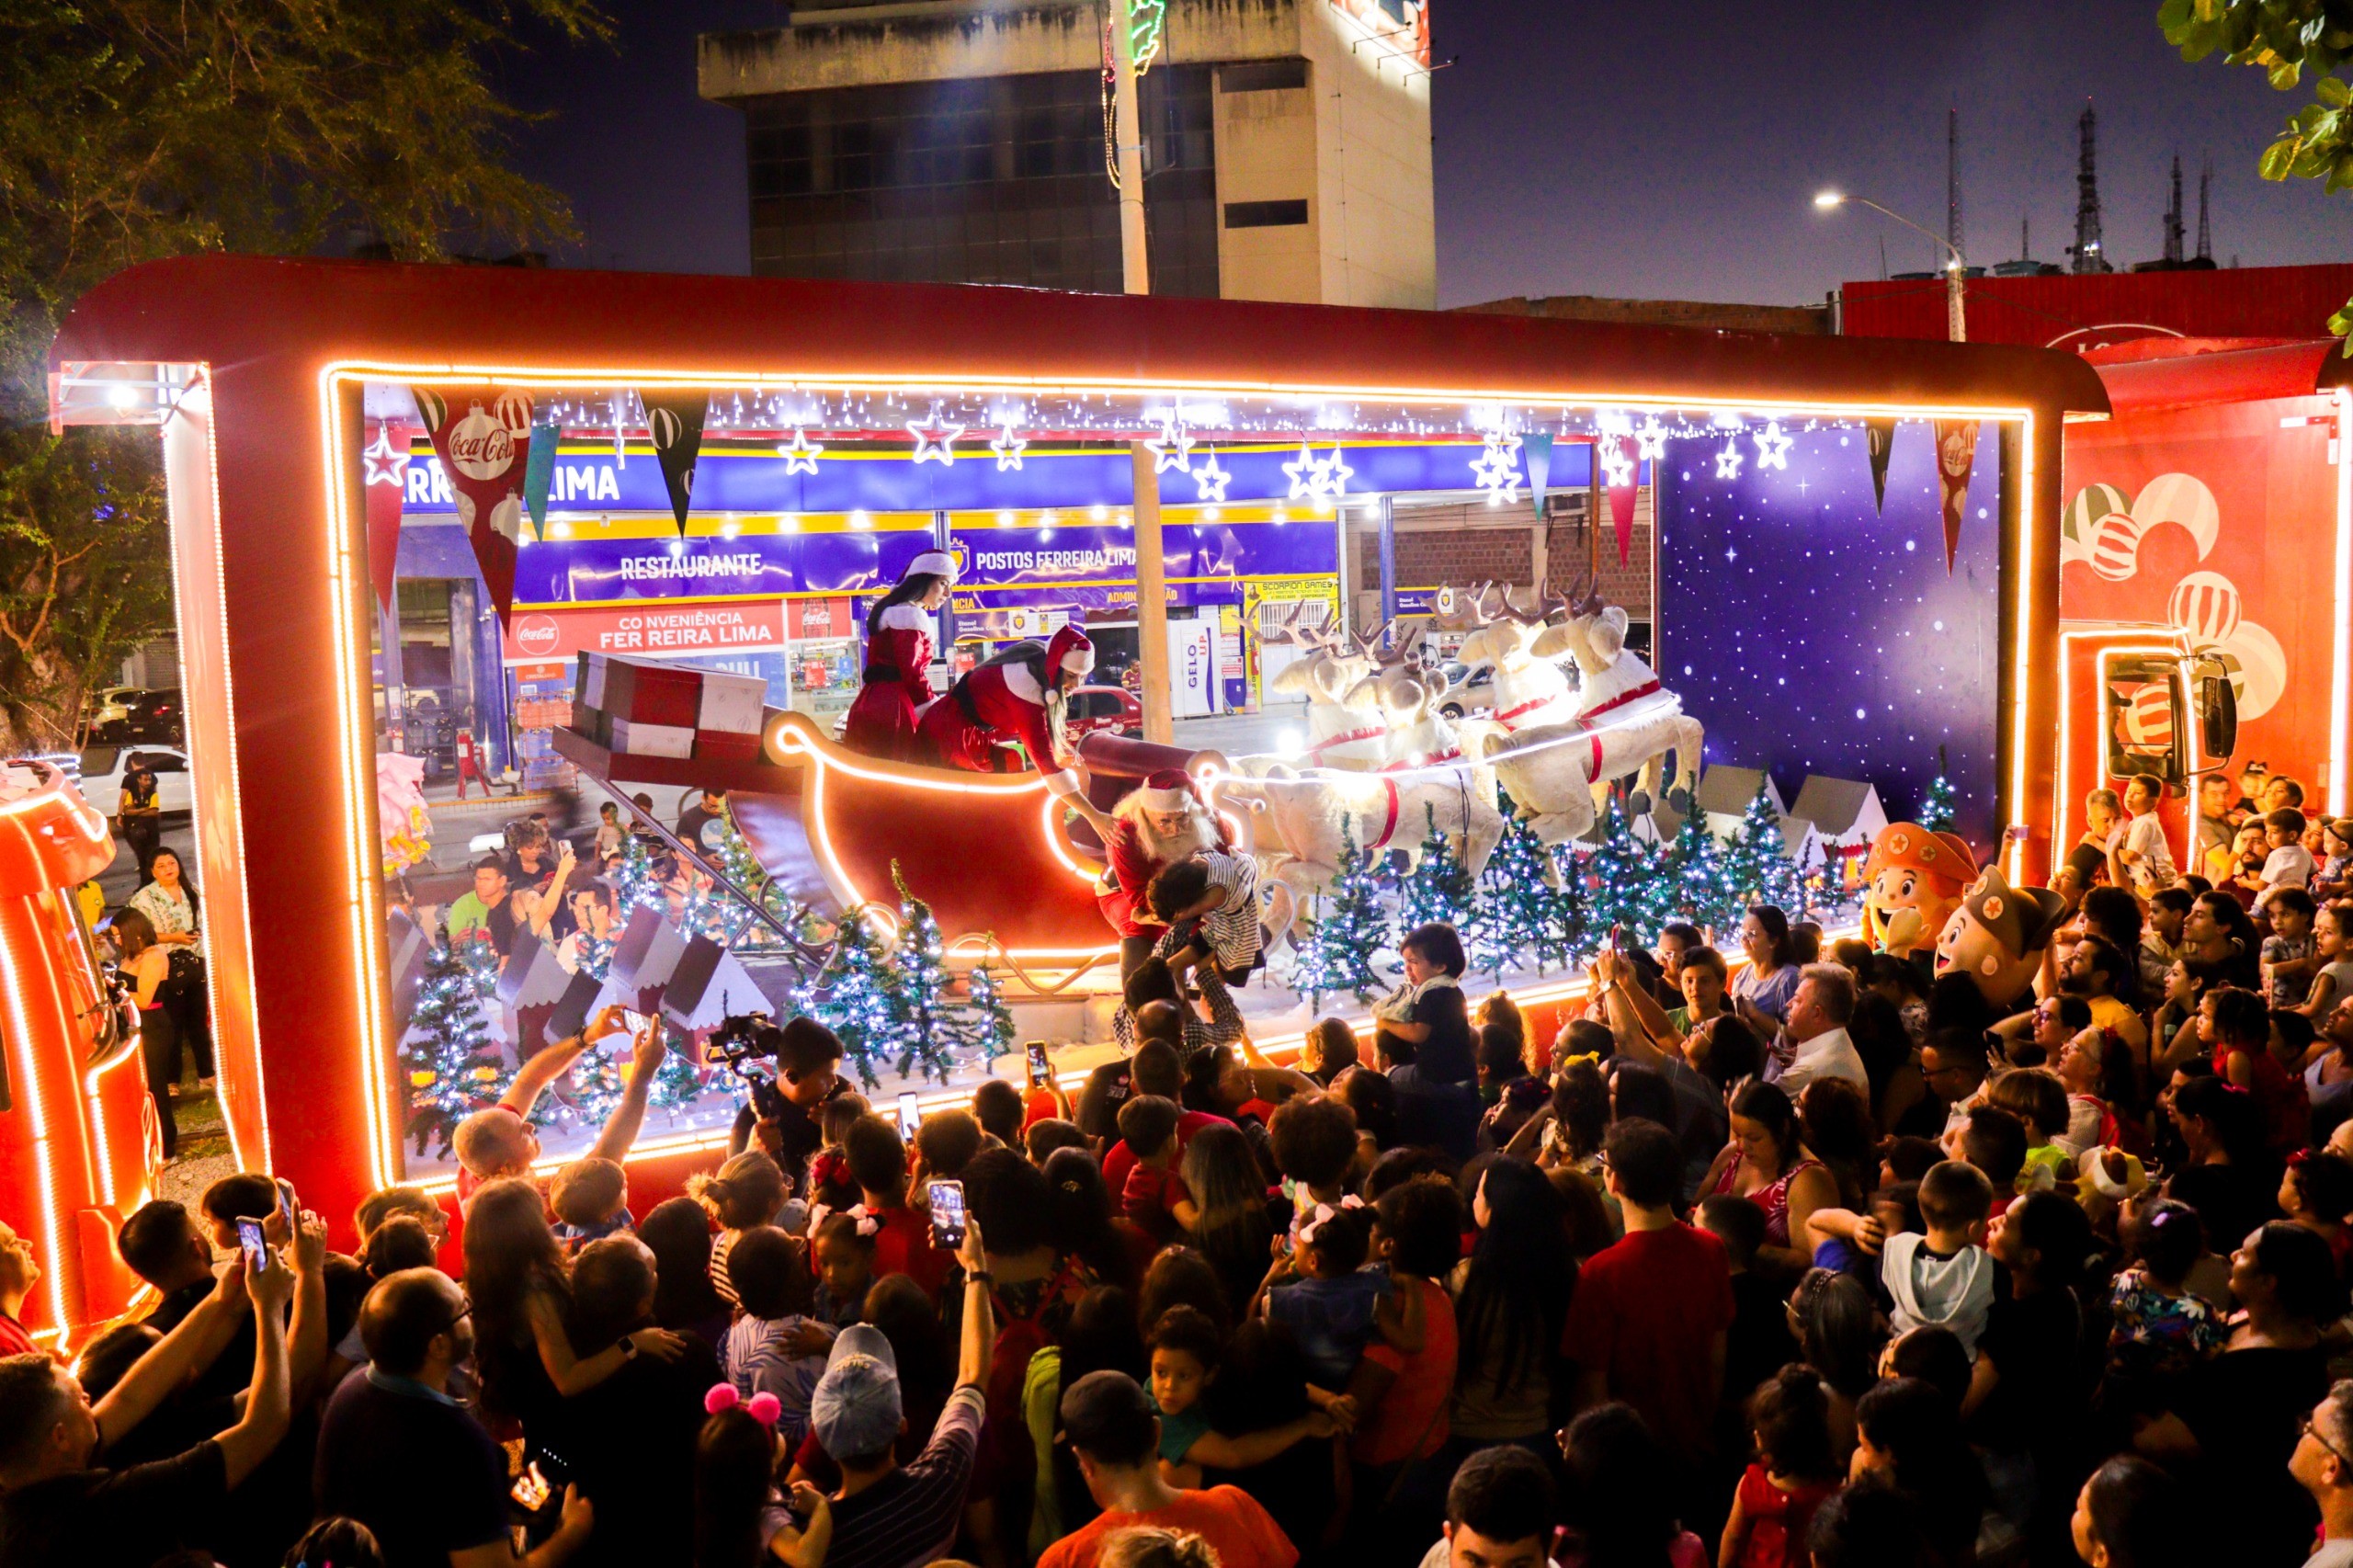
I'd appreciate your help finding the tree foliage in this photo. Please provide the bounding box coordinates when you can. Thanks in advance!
[2158,0,2353,345]
[0,0,606,746]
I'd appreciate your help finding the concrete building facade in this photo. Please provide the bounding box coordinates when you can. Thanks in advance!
[698,0,1436,308]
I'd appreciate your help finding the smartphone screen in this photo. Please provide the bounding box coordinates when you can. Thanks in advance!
[236,1217,269,1272]
[926,1178,966,1251]
[896,1091,921,1141]
[1025,1040,1052,1089]
[276,1179,296,1232]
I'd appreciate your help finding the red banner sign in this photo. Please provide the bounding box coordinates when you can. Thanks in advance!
[502,597,789,664]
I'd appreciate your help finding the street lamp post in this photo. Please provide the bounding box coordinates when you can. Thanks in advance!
[1814,191,1967,343]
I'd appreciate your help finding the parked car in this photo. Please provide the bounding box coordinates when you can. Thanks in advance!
[90,687,183,744]
[1066,684,1142,739]
[1437,662,1498,721]
[76,744,195,819]
[86,686,142,733]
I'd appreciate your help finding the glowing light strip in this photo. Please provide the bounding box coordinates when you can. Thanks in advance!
[81,1033,145,1210]
[2334,389,2352,818]
[0,816,74,1332]
[318,373,396,1185]
[2006,411,2038,881]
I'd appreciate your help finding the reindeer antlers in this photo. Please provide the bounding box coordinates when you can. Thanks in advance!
[1264,601,1338,652]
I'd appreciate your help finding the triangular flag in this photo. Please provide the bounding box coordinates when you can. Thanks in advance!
[1605,435,1638,566]
[1932,420,1980,573]
[413,386,533,622]
[523,415,561,535]
[361,420,420,613]
[1864,419,1896,515]
[1524,431,1553,518]
[642,390,710,535]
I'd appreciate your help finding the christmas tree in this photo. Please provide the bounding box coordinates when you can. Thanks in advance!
[1583,797,1676,947]
[1475,815,1574,975]
[963,962,1016,1062]
[708,824,813,963]
[1397,803,1481,952]
[1665,808,1739,937]
[798,906,917,1089]
[886,862,972,1082]
[611,833,665,922]
[1293,818,1390,1005]
[400,939,512,1156]
[1722,779,1805,912]
[1919,769,1958,835]
[563,1022,710,1128]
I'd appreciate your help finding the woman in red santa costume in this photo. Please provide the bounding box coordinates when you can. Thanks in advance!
[1099,767,1229,978]
[915,622,1118,837]
[841,550,957,760]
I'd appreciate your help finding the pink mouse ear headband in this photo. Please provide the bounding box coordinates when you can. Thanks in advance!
[1296,1193,1365,1245]
[807,1201,882,1238]
[706,1383,782,1427]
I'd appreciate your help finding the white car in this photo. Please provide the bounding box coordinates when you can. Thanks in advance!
[77,744,195,818]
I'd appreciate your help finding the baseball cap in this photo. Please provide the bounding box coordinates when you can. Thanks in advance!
[810,1324,902,1460]
[1057,1369,1157,1466]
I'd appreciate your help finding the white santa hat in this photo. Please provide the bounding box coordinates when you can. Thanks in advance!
[907,550,959,583]
[1046,624,1095,678]
[1136,767,1197,812]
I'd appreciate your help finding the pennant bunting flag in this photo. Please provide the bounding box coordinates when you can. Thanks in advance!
[523,415,561,535]
[360,420,420,613]
[642,390,710,535]
[1604,435,1639,566]
[1864,418,1896,515]
[412,386,534,622]
[1931,420,1980,573]
[1523,431,1553,518]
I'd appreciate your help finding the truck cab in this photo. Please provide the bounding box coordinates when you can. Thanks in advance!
[0,759,156,1346]
[2057,625,2238,883]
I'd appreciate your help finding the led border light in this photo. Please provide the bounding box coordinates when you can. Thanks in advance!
[310,360,2045,1189]
[2333,388,2352,818]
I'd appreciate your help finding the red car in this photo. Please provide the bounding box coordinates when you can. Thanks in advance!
[1065,684,1142,739]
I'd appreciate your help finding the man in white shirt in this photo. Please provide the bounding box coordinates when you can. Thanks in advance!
[1769,963,1869,1097]
[2290,1381,2353,1568]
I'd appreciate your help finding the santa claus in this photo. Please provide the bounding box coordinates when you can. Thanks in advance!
[1099,767,1230,976]
[915,623,1116,835]
[843,549,957,760]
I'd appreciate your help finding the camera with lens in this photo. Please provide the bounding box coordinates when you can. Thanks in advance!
[710,1010,788,1120]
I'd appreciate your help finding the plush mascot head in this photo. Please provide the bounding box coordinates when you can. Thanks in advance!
[1861,824,1978,959]
[1933,864,2069,1007]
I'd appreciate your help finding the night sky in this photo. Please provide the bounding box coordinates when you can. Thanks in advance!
[1656,420,2000,846]
[494,0,2353,304]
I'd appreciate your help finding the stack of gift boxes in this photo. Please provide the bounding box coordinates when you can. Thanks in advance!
[573,653,768,763]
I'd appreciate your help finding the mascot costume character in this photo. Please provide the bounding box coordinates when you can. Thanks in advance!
[1933,864,2069,1015]
[1861,824,1978,961]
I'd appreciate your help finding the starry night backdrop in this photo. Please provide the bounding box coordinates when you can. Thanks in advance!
[1656,422,2000,850]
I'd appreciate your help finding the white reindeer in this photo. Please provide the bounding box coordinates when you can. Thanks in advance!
[1343,624,1468,771]
[1214,763,1505,918]
[1262,608,1387,771]
[1453,581,1578,732]
[1468,583,1703,846]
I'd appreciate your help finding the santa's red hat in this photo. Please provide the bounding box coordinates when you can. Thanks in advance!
[1135,767,1197,812]
[1046,623,1095,679]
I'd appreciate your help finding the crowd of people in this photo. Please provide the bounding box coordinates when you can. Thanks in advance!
[17,760,2353,1568]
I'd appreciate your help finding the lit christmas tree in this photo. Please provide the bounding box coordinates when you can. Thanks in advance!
[962,962,1016,1062]
[1583,796,1676,946]
[798,906,917,1089]
[708,824,813,961]
[1665,809,1739,937]
[1919,761,1959,835]
[1476,815,1574,975]
[563,1022,710,1128]
[1398,803,1482,951]
[401,940,511,1156]
[1722,779,1805,912]
[611,834,665,922]
[1294,818,1390,1005]
[886,862,970,1082]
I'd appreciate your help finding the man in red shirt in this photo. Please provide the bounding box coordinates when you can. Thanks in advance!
[1562,1118,1733,1466]
[1037,1369,1298,1568]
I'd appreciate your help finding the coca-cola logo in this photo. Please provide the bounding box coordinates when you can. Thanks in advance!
[514,614,562,655]
[448,405,517,481]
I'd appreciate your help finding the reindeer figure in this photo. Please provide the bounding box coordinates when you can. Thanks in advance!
[1466,583,1703,846]
[1262,607,1387,771]
[1213,758,1505,919]
[1453,581,1578,732]
[1343,623,1466,771]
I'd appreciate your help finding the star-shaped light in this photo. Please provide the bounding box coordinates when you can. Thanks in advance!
[1752,419,1793,471]
[1313,446,1353,500]
[1714,439,1745,481]
[1282,443,1322,500]
[1470,433,1522,505]
[777,427,824,474]
[989,421,1027,472]
[363,426,411,488]
[1599,438,1637,490]
[1634,415,1669,462]
[1191,449,1232,504]
[908,414,965,466]
[1144,412,1195,474]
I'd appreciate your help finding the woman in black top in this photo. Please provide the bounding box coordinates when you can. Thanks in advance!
[2164,1073,2280,1254]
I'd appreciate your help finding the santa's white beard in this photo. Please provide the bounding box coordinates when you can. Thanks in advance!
[1133,812,1216,864]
